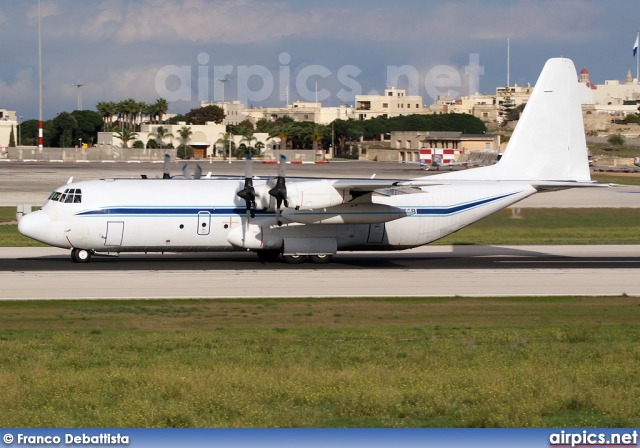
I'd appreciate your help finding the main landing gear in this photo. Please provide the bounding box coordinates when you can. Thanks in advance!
[71,248,92,263]
[282,254,334,264]
[255,251,334,264]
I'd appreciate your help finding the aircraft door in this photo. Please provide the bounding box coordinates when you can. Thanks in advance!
[197,211,211,235]
[104,221,124,246]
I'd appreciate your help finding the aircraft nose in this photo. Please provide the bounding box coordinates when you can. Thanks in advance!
[18,210,52,244]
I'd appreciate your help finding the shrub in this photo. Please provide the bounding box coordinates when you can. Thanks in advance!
[607,134,625,146]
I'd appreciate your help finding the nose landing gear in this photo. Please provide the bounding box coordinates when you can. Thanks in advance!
[71,248,92,263]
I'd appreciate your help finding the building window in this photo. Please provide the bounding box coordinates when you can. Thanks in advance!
[388,92,393,96]
[407,104,411,108]
[382,103,388,108]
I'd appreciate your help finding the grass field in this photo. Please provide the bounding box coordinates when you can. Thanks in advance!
[0,297,638,428]
[3,207,640,247]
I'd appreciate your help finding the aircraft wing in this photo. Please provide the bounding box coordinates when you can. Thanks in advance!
[329,178,449,192]
[531,180,612,191]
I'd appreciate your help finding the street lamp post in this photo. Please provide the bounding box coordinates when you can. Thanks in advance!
[17,116,23,148]
[72,83,84,111]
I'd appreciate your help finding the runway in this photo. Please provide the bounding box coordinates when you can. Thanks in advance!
[2,245,639,299]
[2,162,639,299]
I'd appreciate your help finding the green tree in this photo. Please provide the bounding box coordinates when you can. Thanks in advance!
[607,134,625,146]
[154,98,169,124]
[177,126,193,159]
[185,105,225,125]
[8,125,15,147]
[71,110,103,145]
[239,127,257,155]
[165,114,188,125]
[149,126,174,149]
[19,119,53,147]
[215,132,235,158]
[52,112,78,147]
[112,127,139,148]
[332,120,362,154]
[96,101,116,131]
[146,139,160,149]
[307,123,327,152]
[268,122,295,150]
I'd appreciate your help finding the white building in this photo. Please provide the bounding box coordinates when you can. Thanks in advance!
[200,100,248,126]
[0,108,18,149]
[354,87,424,120]
[245,101,354,125]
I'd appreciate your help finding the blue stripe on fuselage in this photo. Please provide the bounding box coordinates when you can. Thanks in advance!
[414,191,520,216]
[74,192,521,219]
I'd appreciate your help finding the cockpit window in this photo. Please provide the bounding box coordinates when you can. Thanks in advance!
[48,189,81,204]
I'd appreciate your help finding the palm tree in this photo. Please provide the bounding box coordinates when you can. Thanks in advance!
[131,101,144,130]
[143,102,158,124]
[155,98,169,124]
[112,127,139,148]
[215,132,234,159]
[96,101,116,131]
[308,124,327,152]
[177,126,193,158]
[149,126,174,149]
[239,128,257,155]
[268,122,295,150]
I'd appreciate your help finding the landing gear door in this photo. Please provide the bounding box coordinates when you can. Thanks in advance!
[197,211,211,235]
[367,223,385,244]
[104,221,124,246]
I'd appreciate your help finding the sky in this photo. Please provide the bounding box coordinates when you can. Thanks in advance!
[1,0,639,120]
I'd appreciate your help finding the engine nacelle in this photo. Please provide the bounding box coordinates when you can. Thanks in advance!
[281,203,411,225]
[254,180,343,211]
[226,219,283,250]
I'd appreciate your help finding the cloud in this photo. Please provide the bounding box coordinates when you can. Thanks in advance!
[32,0,604,50]
[0,0,626,119]
[0,69,37,115]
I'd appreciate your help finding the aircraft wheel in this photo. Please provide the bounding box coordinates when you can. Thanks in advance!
[72,248,92,263]
[256,250,280,262]
[309,254,333,264]
[282,254,307,264]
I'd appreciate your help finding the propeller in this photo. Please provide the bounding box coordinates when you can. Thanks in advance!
[193,164,202,180]
[236,156,256,219]
[181,163,190,179]
[163,153,171,179]
[268,155,288,225]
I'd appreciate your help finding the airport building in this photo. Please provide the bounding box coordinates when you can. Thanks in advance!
[354,87,424,120]
[0,108,18,151]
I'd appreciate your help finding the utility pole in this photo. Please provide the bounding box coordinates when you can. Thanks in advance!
[507,35,510,88]
[72,83,84,111]
[331,121,335,160]
[18,116,23,147]
[38,0,43,156]
[218,78,228,103]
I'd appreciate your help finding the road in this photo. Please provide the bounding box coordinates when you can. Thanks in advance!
[1,245,638,299]
[2,161,640,207]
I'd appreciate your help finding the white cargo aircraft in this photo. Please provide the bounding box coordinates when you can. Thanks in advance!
[19,58,603,264]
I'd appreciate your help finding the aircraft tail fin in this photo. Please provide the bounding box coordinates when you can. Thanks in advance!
[429,58,590,182]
